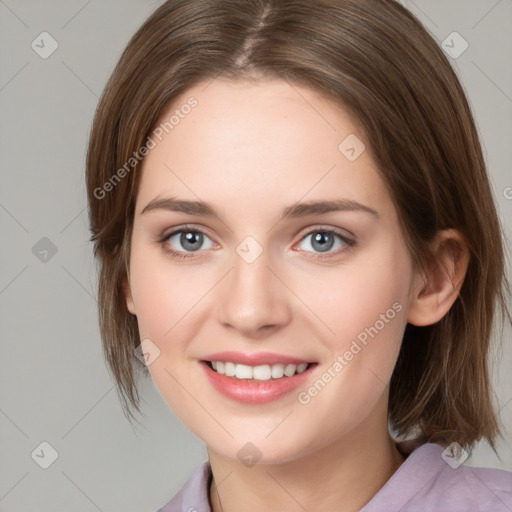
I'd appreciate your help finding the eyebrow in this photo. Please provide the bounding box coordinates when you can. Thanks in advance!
[140,196,379,219]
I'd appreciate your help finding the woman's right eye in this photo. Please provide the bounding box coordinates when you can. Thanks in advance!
[159,227,216,259]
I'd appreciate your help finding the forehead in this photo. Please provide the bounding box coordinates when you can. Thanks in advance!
[136,78,393,220]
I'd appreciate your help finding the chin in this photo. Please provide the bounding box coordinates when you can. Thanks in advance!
[205,428,317,466]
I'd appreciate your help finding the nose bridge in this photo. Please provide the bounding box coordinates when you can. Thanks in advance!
[215,241,291,334]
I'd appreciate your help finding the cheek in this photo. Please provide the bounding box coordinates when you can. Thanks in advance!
[286,251,411,442]
[128,243,209,424]
[337,244,412,384]
[129,241,209,339]
[299,240,412,355]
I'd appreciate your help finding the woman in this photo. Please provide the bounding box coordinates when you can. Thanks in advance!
[85,0,512,510]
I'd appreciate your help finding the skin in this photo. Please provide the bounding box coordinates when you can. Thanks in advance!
[123,78,469,511]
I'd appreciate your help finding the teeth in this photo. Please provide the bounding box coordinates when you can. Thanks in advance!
[253,365,272,380]
[271,364,284,379]
[284,364,296,377]
[235,364,253,379]
[225,361,236,377]
[210,361,310,381]
[296,363,308,374]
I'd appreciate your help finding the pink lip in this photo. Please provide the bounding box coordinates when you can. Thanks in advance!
[200,360,317,405]
[202,351,312,366]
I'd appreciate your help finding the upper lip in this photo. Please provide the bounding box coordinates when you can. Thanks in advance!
[202,351,313,366]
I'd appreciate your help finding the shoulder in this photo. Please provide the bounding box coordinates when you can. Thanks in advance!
[405,443,512,512]
[432,459,512,511]
[363,442,512,512]
[156,462,212,512]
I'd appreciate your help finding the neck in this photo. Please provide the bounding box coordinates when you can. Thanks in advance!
[208,422,405,512]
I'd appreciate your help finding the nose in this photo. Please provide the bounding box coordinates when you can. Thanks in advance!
[215,245,293,337]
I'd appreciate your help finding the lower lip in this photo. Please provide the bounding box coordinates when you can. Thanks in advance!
[201,361,315,404]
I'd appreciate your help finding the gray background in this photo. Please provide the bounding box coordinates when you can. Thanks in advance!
[0,0,511,511]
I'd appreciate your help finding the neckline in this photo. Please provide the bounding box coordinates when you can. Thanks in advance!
[183,439,442,512]
[361,441,445,511]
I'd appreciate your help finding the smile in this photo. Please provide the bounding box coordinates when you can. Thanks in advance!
[200,353,318,404]
[207,361,310,381]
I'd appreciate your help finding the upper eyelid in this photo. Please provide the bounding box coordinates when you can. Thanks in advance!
[162,225,353,239]
[162,224,216,240]
[295,224,355,240]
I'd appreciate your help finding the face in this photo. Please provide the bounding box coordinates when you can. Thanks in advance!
[125,78,418,464]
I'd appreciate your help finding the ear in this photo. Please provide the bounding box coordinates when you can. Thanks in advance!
[407,229,470,327]
[122,273,137,316]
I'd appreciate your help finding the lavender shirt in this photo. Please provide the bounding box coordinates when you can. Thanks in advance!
[157,442,512,511]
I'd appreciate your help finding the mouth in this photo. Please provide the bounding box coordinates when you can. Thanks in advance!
[200,358,318,404]
[204,360,313,381]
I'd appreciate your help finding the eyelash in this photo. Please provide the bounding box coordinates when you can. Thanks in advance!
[158,224,356,261]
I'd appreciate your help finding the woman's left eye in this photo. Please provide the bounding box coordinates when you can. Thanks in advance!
[296,229,355,257]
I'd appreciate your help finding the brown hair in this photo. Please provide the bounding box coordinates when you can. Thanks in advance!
[86,0,511,455]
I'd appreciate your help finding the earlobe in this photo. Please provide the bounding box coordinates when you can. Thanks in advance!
[122,274,137,316]
[407,229,470,327]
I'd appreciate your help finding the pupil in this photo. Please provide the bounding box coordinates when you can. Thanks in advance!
[181,231,202,251]
[312,232,333,252]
